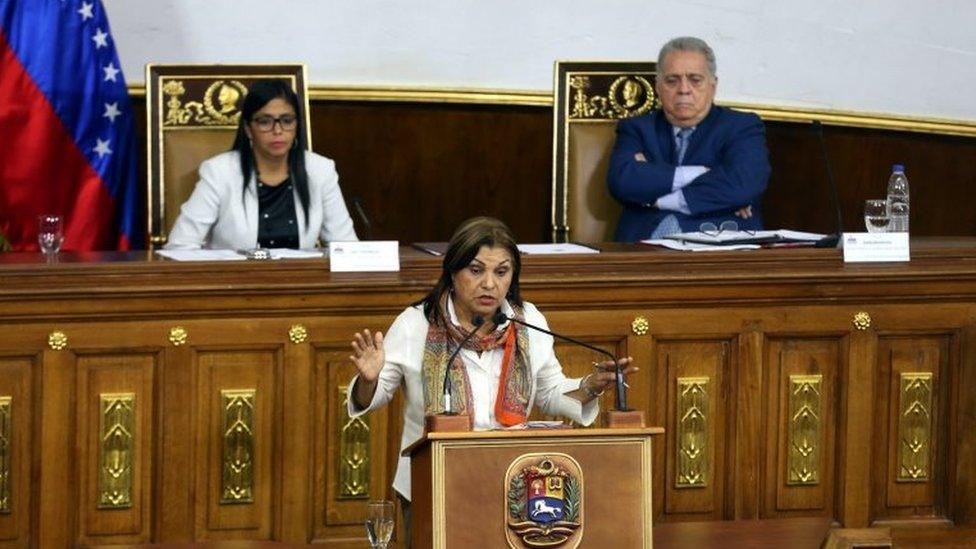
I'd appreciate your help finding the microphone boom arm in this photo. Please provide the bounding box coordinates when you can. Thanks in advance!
[496,312,629,411]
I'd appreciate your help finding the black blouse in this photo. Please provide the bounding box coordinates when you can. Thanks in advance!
[257,178,300,249]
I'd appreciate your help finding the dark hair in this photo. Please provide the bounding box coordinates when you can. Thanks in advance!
[416,217,523,325]
[231,79,310,223]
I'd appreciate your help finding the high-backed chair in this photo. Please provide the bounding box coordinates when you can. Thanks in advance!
[551,61,657,242]
[145,64,310,249]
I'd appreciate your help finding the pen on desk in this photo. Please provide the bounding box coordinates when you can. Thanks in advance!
[762,241,817,249]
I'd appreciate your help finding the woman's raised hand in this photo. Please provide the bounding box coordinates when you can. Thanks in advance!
[350,329,385,382]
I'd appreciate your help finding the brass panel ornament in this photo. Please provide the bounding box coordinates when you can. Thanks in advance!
[631,316,649,336]
[568,74,656,120]
[504,453,583,549]
[288,324,308,344]
[0,396,10,514]
[48,330,68,350]
[337,385,370,499]
[220,390,255,503]
[897,373,933,482]
[852,312,872,331]
[162,78,247,128]
[98,393,135,508]
[787,375,822,485]
[168,326,188,346]
[676,377,709,488]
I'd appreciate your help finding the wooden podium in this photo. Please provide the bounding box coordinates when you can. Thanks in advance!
[406,427,663,548]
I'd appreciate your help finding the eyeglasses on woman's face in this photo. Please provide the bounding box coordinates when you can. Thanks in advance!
[250,114,297,133]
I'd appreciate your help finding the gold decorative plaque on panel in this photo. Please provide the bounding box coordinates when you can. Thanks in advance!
[676,377,708,488]
[897,373,932,482]
[0,396,10,514]
[337,385,370,499]
[221,389,255,503]
[787,375,822,486]
[98,393,135,508]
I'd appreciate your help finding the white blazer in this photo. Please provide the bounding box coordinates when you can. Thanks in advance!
[164,150,358,250]
[347,300,597,500]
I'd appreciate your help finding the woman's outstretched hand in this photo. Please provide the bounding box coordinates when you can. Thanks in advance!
[350,329,385,382]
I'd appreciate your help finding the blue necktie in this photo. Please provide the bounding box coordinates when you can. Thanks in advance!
[676,127,693,165]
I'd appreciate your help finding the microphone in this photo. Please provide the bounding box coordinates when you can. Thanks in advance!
[491,311,629,411]
[812,120,843,248]
[351,196,373,240]
[442,315,485,414]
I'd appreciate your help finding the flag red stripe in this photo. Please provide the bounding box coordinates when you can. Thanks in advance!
[0,32,116,252]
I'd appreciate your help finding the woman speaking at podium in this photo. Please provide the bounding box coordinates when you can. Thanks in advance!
[165,79,357,250]
[346,216,635,540]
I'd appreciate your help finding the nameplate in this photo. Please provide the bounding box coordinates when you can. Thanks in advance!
[842,232,910,262]
[328,241,400,272]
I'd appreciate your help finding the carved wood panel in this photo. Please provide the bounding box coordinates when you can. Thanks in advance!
[872,335,950,521]
[312,345,393,543]
[657,339,732,521]
[763,338,840,519]
[195,348,279,540]
[76,353,156,545]
[0,356,34,545]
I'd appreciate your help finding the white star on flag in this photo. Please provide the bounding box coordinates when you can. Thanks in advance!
[92,28,108,49]
[103,63,120,82]
[93,138,112,158]
[78,2,94,21]
[103,102,121,123]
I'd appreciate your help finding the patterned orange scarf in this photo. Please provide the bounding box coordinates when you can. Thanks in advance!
[420,293,530,426]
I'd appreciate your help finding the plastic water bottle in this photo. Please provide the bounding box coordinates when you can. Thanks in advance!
[887,164,910,232]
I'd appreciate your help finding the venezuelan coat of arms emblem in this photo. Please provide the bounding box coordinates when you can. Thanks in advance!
[504,453,583,548]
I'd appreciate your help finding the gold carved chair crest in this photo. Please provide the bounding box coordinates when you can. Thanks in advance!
[551,61,657,242]
[145,64,311,248]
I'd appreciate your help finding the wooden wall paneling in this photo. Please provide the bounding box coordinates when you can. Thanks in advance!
[954,322,976,526]
[656,338,732,521]
[38,342,77,547]
[278,328,313,543]
[0,354,35,548]
[75,352,156,545]
[130,96,976,250]
[309,101,553,244]
[156,340,194,542]
[194,346,280,540]
[871,335,951,522]
[763,122,976,237]
[762,338,840,520]
[839,327,875,528]
[535,309,653,424]
[312,344,391,545]
[734,330,763,520]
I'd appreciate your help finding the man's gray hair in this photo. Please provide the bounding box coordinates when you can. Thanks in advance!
[658,36,717,79]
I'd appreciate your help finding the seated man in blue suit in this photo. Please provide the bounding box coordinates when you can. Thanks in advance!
[607,36,771,241]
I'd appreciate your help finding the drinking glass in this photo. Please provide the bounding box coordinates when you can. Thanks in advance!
[365,500,394,549]
[38,214,64,256]
[863,200,890,233]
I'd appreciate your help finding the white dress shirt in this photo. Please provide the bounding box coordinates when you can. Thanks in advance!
[347,298,599,500]
[655,125,708,215]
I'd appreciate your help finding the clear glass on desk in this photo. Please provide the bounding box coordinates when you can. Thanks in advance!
[864,199,890,233]
[37,214,64,258]
[365,499,394,549]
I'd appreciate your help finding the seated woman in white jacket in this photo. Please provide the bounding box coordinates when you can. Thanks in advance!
[165,79,357,250]
[345,216,637,544]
